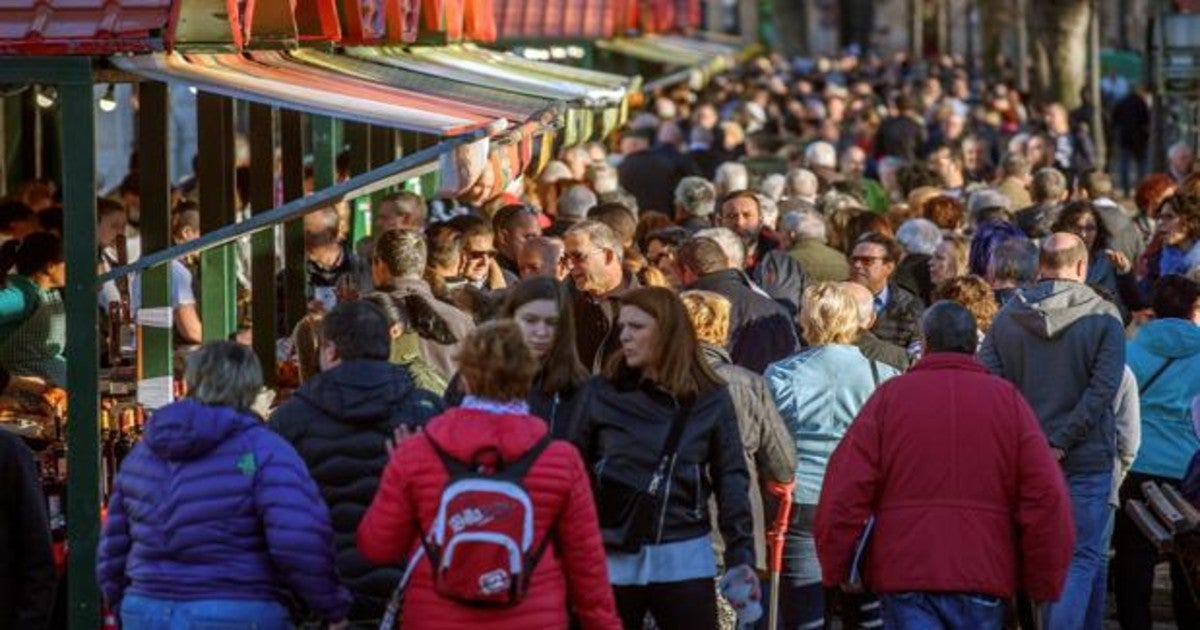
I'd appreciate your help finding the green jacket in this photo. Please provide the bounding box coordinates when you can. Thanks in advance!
[390,332,448,396]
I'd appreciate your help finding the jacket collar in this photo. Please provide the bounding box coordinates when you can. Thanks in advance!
[909,352,987,374]
[701,343,733,366]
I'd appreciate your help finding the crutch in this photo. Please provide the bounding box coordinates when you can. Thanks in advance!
[764,480,795,630]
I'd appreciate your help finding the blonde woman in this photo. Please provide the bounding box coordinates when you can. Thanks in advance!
[929,233,970,287]
[764,282,899,629]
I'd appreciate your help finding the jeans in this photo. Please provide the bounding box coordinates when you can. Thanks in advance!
[1043,471,1114,630]
[779,506,881,629]
[121,593,294,630]
[881,592,1004,629]
[1113,471,1200,629]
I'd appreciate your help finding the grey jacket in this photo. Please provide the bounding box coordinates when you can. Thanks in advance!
[979,280,1126,474]
[703,345,796,570]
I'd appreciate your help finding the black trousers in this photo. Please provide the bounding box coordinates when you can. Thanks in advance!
[1113,471,1200,629]
[613,578,719,630]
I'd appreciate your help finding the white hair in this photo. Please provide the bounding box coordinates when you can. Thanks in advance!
[780,210,828,243]
[805,141,837,169]
[758,194,780,231]
[714,162,750,196]
[1169,141,1195,160]
[558,185,598,219]
[674,176,716,217]
[588,164,620,195]
[895,218,944,256]
[785,168,819,201]
[694,227,745,270]
[759,174,787,202]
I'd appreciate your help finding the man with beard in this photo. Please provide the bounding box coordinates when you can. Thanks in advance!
[718,190,807,314]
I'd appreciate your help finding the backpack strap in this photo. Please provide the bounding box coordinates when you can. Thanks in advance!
[500,434,554,480]
[425,434,472,476]
[868,359,881,387]
[1139,358,1177,396]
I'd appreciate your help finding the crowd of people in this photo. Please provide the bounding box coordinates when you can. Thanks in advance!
[3,50,1200,630]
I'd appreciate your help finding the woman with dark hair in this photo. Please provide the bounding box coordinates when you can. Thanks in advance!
[98,341,351,628]
[0,232,66,385]
[358,321,620,629]
[570,286,755,629]
[1052,201,1123,311]
[1113,275,1200,628]
[445,277,588,438]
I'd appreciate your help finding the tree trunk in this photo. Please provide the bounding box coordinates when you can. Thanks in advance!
[977,0,1014,78]
[1030,0,1091,109]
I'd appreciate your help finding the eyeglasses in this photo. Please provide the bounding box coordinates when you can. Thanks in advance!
[1072,223,1098,234]
[465,249,497,261]
[851,255,888,266]
[562,249,602,266]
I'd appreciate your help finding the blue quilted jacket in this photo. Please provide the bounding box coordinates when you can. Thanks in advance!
[96,399,351,622]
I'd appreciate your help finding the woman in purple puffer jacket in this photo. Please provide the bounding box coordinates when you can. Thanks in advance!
[96,341,351,629]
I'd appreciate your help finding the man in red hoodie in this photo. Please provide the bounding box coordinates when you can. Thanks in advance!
[814,301,1074,628]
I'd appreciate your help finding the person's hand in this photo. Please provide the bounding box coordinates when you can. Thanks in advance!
[307,298,328,315]
[487,259,507,290]
[1105,250,1133,275]
[1051,447,1067,462]
[385,424,422,455]
[719,564,762,608]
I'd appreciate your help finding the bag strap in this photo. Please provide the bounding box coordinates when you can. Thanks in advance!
[500,435,553,480]
[648,401,692,493]
[1139,358,1177,396]
[868,359,881,387]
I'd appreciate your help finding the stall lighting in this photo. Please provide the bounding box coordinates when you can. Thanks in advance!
[566,46,586,59]
[520,48,551,61]
[98,84,118,113]
[550,46,567,60]
[35,86,57,109]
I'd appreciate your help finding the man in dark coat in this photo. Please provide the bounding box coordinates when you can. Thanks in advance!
[617,127,680,214]
[874,95,926,162]
[563,221,638,372]
[678,235,799,373]
[718,190,808,315]
[849,232,925,352]
[270,301,444,622]
[0,427,56,630]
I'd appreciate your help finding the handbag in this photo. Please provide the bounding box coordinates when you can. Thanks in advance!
[594,403,691,552]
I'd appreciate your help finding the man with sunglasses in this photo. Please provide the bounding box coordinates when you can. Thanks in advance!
[563,220,636,372]
[848,232,925,354]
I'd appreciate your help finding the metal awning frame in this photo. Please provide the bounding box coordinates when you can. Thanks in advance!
[98,126,486,284]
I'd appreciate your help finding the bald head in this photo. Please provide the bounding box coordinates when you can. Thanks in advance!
[840,281,876,329]
[1039,232,1089,281]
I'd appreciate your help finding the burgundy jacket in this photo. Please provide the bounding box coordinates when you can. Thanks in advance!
[814,354,1074,602]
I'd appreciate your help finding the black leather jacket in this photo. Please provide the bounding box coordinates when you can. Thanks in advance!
[569,376,755,568]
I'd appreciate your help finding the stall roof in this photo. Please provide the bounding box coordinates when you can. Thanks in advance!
[287,48,558,124]
[112,52,506,136]
[0,0,171,54]
[597,35,741,87]
[348,44,630,107]
[493,0,616,41]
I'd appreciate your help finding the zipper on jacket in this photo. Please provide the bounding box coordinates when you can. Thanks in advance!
[655,397,682,544]
[549,393,560,436]
[692,465,703,520]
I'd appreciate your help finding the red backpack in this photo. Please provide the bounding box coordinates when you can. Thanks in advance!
[415,434,557,607]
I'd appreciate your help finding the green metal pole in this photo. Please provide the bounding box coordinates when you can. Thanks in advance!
[280,109,308,332]
[344,121,371,244]
[58,57,100,630]
[311,115,336,191]
[247,102,278,382]
[197,92,236,341]
[137,81,173,397]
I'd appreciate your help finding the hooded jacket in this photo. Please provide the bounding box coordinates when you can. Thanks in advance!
[270,360,443,620]
[980,280,1126,474]
[357,406,620,630]
[1127,318,1200,480]
[814,354,1074,601]
[97,399,351,622]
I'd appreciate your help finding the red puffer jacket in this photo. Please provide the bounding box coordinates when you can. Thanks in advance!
[358,406,620,630]
[814,354,1075,602]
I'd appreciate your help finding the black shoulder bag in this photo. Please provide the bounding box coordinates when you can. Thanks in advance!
[594,403,691,553]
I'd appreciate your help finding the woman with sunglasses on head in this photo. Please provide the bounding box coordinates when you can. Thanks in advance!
[445,276,589,438]
[1052,200,1127,318]
[569,287,755,630]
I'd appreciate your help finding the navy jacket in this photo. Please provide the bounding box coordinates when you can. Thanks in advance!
[689,269,799,374]
[97,399,351,622]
